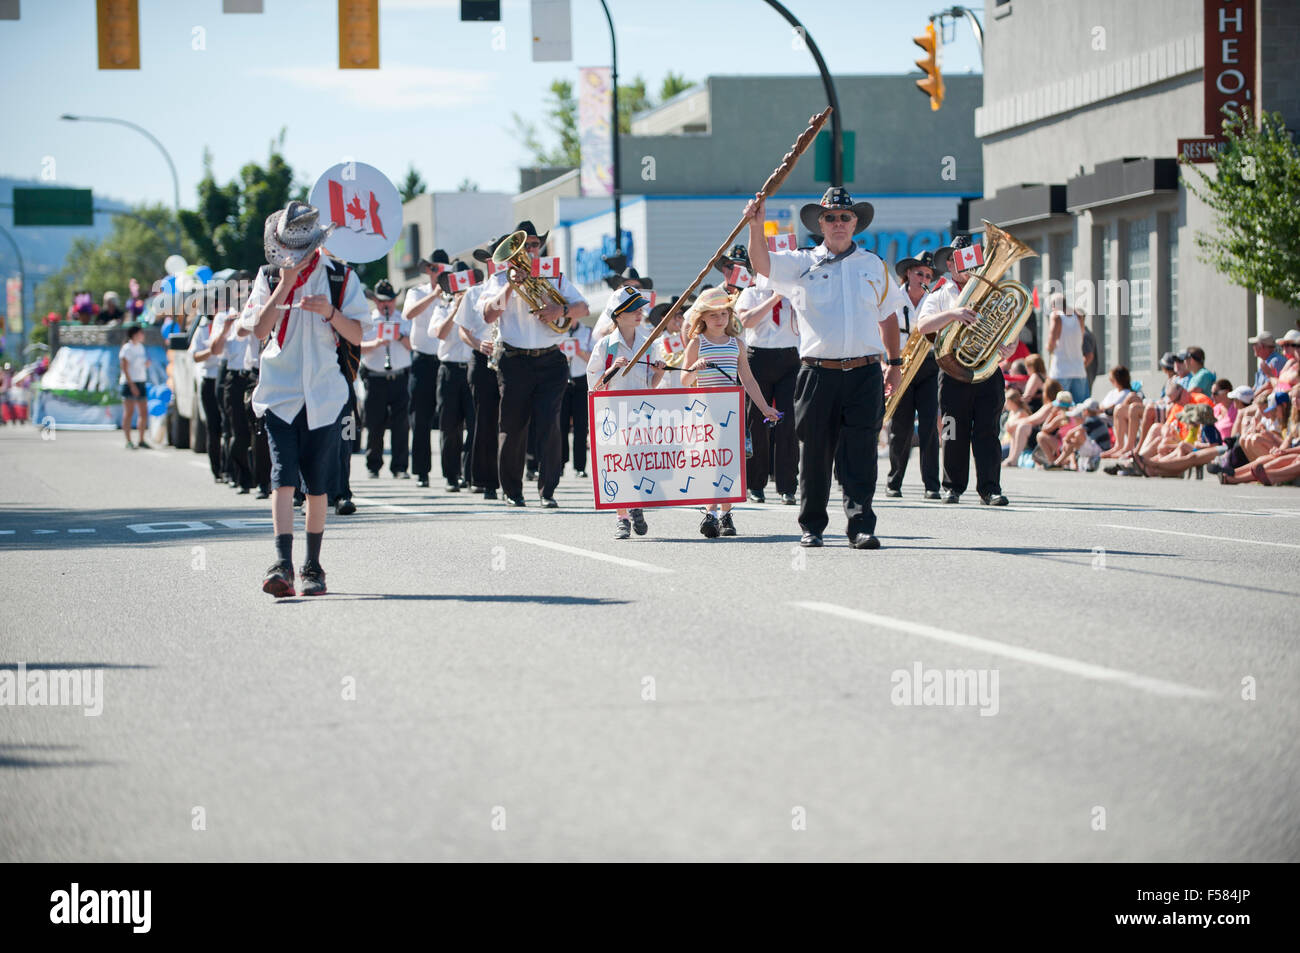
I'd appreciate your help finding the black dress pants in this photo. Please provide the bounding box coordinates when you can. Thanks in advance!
[794,361,884,539]
[497,349,567,501]
[330,386,357,502]
[437,361,474,484]
[200,376,223,480]
[409,351,440,479]
[746,346,799,495]
[887,355,940,493]
[468,352,500,491]
[222,370,253,490]
[363,369,410,476]
[560,374,590,472]
[938,367,1005,498]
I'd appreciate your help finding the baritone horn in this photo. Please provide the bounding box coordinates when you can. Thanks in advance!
[933,221,1037,383]
[491,229,570,332]
[883,316,933,422]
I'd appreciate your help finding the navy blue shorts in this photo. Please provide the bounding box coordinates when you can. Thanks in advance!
[265,406,342,496]
[121,381,147,401]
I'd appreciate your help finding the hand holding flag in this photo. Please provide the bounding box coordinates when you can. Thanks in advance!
[530,257,562,279]
[767,232,797,252]
[953,244,984,272]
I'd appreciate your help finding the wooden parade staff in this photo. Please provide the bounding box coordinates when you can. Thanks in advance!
[617,108,832,378]
[618,107,833,378]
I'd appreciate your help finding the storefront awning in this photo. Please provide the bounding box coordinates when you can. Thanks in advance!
[969,184,1067,228]
[1066,157,1179,212]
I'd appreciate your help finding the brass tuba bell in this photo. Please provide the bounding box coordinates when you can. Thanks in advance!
[491,230,571,333]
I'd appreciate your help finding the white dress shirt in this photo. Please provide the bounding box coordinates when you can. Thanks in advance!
[563,322,594,378]
[212,309,250,369]
[360,309,413,373]
[453,284,490,345]
[916,277,963,325]
[586,326,656,392]
[239,259,369,429]
[436,293,475,363]
[478,271,587,350]
[188,318,222,379]
[737,277,799,349]
[765,244,905,360]
[896,287,930,347]
[403,282,441,355]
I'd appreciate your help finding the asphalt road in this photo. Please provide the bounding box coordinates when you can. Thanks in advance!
[2,426,1297,861]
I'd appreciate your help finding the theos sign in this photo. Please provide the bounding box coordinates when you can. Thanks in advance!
[1204,0,1255,134]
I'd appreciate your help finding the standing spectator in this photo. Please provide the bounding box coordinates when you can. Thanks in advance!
[1022,354,1048,412]
[1046,294,1089,404]
[1081,320,1099,394]
[118,324,150,449]
[98,291,126,326]
[1183,346,1216,395]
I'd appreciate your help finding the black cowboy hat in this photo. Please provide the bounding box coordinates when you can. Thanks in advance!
[716,243,751,277]
[799,187,874,235]
[604,266,653,291]
[436,259,473,294]
[513,220,549,248]
[472,235,505,264]
[372,279,399,302]
[418,248,450,270]
[895,250,937,282]
[932,234,975,276]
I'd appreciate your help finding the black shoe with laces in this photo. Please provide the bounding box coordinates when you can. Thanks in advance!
[630,508,648,535]
[748,488,766,503]
[943,491,960,504]
[262,560,296,598]
[614,518,632,540]
[799,532,823,548]
[719,512,737,536]
[256,487,270,500]
[980,493,1009,506]
[699,512,720,538]
[299,562,327,596]
[924,490,942,500]
[417,475,430,487]
[335,498,356,516]
[850,533,881,550]
[781,493,797,505]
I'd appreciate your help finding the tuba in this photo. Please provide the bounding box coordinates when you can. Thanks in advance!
[933,221,1037,383]
[491,230,570,332]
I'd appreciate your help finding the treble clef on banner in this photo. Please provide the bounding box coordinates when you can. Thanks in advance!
[601,470,618,498]
[600,408,616,439]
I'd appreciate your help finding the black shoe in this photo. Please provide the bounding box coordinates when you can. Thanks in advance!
[614,518,632,540]
[237,486,250,495]
[575,470,587,479]
[719,512,737,536]
[1206,461,1224,475]
[292,493,305,508]
[699,512,720,538]
[505,496,526,507]
[924,490,941,500]
[335,499,356,516]
[417,475,430,487]
[256,487,270,500]
[470,485,484,493]
[367,470,379,479]
[525,469,538,482]
[748,488,766,503]
[262,560,296,598]
[136,440,152,450]
[459,478,470,489]
[445,482,460,493]
[630,508,648,535]
[781,493,797,506]
[540,496,558,509]
[213,475,225,484]
[299,562,327,596]
[396,471,410,480]
[884,487,902,498]
[799,532,823,548]
[483,489,498,500]
[980,493,1009,506]
[850,533,881,550]
[943,491,960,504]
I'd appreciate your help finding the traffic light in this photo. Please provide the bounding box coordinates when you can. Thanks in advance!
[913,21,944,111]
[338,0,379,69]
[96,0,139,70]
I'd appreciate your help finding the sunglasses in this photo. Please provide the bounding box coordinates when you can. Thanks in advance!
[820,212,855,223]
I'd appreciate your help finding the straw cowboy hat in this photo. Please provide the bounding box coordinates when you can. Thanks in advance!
[263,201,336,268]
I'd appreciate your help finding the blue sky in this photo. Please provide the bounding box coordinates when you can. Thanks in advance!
[0,0,982,208]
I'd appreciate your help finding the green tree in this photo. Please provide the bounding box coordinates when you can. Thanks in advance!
[513,79,581,167]
[457,177,480,192]
[1181,109,1300,308]
[659,72,694,102]
[35,204,197,320]
[400,164,427,202]
[617,76,652,134]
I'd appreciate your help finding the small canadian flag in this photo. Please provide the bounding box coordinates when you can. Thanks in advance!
[767,232,797,252]
[660,333,683,355]
[953,244,984,272]
[486,259,506,276]
[727,265,753,289]
[378,321,399,342]
[447,270,479,292]
[644,290,657,308]
[530,257,561,279]
[560,338,578,357]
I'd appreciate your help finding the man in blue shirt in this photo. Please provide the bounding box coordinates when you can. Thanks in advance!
[1250,331,1287,391]
[1183,346,1215,395]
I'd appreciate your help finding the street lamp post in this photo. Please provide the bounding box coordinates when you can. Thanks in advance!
[760,0,843,186]
[60,114,181,213]
[597,0,624,276]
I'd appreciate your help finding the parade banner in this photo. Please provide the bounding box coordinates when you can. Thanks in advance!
[5,276,21,334]
[589,386,746,510]
[578,67,613,197]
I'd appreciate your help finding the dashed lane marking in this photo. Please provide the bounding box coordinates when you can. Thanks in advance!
[1098,523,1300,550]
[499,533,674,574]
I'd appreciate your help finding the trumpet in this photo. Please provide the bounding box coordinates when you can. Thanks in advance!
[491,229,570,332]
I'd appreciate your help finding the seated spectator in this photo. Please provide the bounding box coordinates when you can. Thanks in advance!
[1003,358,1029,391]
[1275,330,1300,393]
[1210,379,1240,441]
[1134,403,1222,477]
[1000,388,1031,459]
[1023,354,1048,412]
[1250,330,1286,397]
[1220,393,1300,485]
[1033,391,1075,466]
[1099,365,1138,458]
[1238,390,1292,460]
[69,291,97,325]
[1003,379,1062,467]
[1172,350,1193,389]
[1183,346,1215,395]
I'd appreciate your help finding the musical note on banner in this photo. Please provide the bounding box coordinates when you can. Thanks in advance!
[684,399,707,417]
[712,473,734,493]
[633,476,656,494]
[602,470,618,497]
[600,408,616,439]
[634,400,656,421]
[718,410,735,428]
[679,476,693,493]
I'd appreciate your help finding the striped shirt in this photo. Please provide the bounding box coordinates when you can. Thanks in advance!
[696,335,739,386]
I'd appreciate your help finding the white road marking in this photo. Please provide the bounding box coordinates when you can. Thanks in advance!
[793,601,1215,700]
[349,495,507,517]
[32,530,55,534]
[0,530,14,535]
[1098,523,1300,549]
[68,529,96,533]
[499,533,674,574]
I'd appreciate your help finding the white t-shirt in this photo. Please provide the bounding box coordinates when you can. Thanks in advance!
[119,339,148,383]
[360,310,413,373]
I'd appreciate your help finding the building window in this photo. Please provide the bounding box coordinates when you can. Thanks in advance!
[1168,221,1179,348]
[1101,223,1117,371]
[1051,231,1075,308]
[1126,216,1153,370]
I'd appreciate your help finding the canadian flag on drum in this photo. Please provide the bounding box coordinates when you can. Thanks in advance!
[767,232,797,252]
[327,180,386,238]
[953,244,984,271]
[530,257,561,278]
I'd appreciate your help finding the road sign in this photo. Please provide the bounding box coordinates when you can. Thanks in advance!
[12,188,94,226]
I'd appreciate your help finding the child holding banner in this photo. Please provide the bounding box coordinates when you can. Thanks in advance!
[682,288,781,538]
[589,286,665,539]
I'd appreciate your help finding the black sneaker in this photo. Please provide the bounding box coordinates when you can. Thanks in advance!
[924,490,942,500]
[417,475,430,487]
[540,496,558,509]
[943,491,960,504]
[483,489,498,500]
[445,482,460,493]
[699,512,720,538]
[781,493,797,506]
[748,488,766,503]
[575,470,587,479]
[238,486,251,495]
[630,508,648,535]
[884,487,902,498]
[980,493,1009,506]
[368,470,380,479]
[262,560,296,598]
[719,512,737,536]
[396,471,410,480]
[505,496,526,507]
[335,498,356,516]
[299,562,327,596]
[256,487,270,500]
[614,518,632,540]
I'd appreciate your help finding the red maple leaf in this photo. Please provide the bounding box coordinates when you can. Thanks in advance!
[346,194,367,225]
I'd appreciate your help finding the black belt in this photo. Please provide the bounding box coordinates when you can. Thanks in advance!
[748,345,799,355]
[413,350,439,358]
[440,360,468,369]
[502,344,559,357]
[233,369,256,380]
[801,355,881,370]
[363,367,409,380]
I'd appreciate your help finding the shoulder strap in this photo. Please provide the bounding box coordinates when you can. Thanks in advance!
[325,258,349,310]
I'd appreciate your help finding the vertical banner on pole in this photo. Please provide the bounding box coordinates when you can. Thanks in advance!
[5,277,22,335]
[578,67,613,197]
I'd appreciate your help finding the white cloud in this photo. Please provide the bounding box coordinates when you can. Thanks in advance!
[249,65,497,111]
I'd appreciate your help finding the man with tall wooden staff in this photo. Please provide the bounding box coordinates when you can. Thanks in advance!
[747,187,906,550]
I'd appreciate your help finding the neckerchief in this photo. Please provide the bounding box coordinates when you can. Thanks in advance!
[276,251,322,347]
